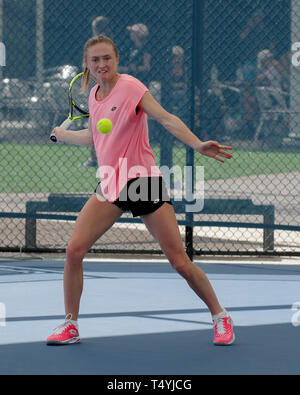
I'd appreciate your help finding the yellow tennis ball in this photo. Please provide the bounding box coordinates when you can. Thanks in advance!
[97,118,113,134]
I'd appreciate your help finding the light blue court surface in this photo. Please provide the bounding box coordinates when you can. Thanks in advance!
[0,257,300,375]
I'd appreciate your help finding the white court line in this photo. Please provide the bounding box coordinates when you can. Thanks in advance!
[1,256,300,266]
[81,257,300,266]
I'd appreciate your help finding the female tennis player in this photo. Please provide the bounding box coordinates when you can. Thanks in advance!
[47,35,235,346]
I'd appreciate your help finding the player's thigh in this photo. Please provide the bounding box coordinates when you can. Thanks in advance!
[69,194,123,252]
[141,203,185,259]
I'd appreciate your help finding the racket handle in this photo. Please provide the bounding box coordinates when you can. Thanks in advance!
[60,118,72,129]
[50,118,72,143]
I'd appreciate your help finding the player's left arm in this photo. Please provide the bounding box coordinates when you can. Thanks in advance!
[139,91,233,162]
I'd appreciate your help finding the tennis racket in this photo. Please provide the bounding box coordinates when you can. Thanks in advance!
[50,72,90,142]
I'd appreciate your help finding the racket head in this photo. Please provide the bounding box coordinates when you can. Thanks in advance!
[68,72,90,117]
[50,72,92,143]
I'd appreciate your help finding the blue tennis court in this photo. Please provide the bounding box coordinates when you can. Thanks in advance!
[0,256,299,375]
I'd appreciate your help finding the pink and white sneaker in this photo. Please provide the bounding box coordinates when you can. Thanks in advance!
[46,314,80,345]
[212,309,235,346]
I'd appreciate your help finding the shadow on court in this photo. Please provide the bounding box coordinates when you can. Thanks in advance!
[0,258,300,375]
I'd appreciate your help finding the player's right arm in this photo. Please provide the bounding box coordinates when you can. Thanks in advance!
[50,119,93,146]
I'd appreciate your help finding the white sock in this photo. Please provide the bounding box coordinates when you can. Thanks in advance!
[212,308,228,319]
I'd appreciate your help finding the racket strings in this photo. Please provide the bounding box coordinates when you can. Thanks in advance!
[70,78,93,115]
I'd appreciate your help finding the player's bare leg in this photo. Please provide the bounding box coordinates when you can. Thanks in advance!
[141,203,223,315]
[64,195,122,320]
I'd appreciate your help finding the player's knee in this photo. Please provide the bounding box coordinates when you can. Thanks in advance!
[66,243,86,265]
[168,251,192,279]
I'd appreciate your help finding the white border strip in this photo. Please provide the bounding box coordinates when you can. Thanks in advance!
[82,257,300,265]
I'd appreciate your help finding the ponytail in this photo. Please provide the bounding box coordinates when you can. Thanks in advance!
[81,66,90,93]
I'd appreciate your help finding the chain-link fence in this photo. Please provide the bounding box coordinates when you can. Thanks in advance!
[0,0,299,256]
[194,0,300,256]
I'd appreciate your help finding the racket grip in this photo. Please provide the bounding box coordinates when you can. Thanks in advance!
[60,118,72,129]
[50,118,72,143]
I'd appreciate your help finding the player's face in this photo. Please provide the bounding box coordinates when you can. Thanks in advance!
[86,43,119,83]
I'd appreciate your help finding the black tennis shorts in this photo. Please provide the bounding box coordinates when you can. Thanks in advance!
[95,177,172,217]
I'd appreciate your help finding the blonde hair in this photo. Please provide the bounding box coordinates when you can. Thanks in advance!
[81,35,119,92]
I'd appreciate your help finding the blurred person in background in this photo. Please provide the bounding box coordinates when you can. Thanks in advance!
[278,51,291,92]
[170,45,188,123]
[239,9,275,71]
[118,23,151,86]
[256,49,285,90]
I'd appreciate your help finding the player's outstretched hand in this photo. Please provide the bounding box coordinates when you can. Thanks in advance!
[197,141,233,163]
